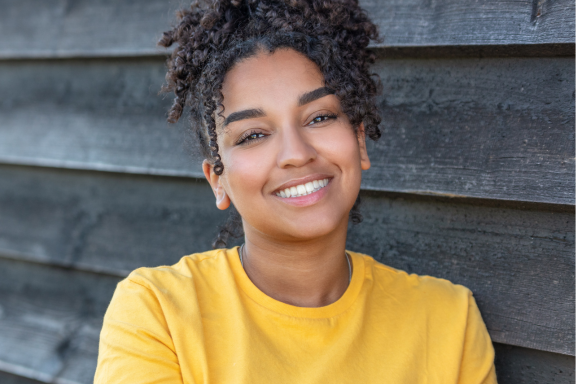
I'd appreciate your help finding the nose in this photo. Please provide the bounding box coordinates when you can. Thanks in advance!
[276,125,317,168]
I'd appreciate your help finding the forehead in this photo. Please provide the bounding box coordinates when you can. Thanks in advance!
[220,48,325,111]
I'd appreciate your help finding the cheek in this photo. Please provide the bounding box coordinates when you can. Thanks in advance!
[221,146,274,204]
[315,126,362,175]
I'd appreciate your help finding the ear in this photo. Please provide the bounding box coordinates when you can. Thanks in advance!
[357,123,371,171]
[203,160,231,210]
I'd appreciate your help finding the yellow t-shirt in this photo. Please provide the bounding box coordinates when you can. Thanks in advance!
[95,248,497,383]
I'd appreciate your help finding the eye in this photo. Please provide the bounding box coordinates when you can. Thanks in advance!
[236,130,266,145]
[307,113,337,126]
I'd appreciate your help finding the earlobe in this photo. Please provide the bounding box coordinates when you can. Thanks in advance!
[202,160,231,210]
[215,189,231,210]
[357,123,371,171]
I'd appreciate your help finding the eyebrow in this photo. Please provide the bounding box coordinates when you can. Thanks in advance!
[223,108,265,127]
[298,86,335,106]
[222,86,335,127]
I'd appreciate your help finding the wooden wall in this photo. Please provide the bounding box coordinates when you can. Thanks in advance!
[0,0,574,382]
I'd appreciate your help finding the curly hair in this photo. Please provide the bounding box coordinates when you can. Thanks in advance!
[159,0,382,247]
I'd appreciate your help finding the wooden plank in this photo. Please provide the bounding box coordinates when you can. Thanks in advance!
[0,58,197,179]
[0,0,573,59]
[0,164,573,355]
[0,164,228,276]
[365,0,575,48]
[494,343,575,384]
[0,258,120,384]
[0,371,44,384]
[364,56,575,204]
[0,0,173,59]
[0,57,573,204]
[377,44,575,59]
[347,191,575,355]
[54,320,103,384]
[0,259,572,384]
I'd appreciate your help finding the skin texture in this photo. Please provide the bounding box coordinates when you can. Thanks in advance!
[203,48,370,307]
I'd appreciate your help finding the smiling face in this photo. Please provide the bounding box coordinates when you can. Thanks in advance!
[203,48,371,243]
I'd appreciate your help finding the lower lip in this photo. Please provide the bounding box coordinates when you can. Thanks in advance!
[273,181,331,207]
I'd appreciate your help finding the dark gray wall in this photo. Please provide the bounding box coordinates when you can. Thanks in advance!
[0,0,573,383]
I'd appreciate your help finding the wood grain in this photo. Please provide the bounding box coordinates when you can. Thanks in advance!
[0,58,196,178]
[0,57,573,204]
[366,56,575,204]
[365,0,575,48]
[0,258,120,384]
[0,0,573,59]
[0,164,572,355]
[0,164,228,276]
[0,371,44,384]
[494,343,575,383]
[55,320,103,384]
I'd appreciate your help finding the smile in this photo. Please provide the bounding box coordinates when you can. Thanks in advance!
[275,178,330,198]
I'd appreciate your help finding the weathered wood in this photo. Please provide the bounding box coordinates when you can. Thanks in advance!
[365,0,575,48]
[347,191,575,355]
[377,44,575,59]
[365,56,575,204]
[0,57,573,204]
[0,164,228,276]
[0,0,573,59]
[0,0,173,59]
[494,343,575,383]
[0,164,573,355]
[0,58,195,179]
[0,371,44,384]
[0,258,121,384]
[54,320,103,384]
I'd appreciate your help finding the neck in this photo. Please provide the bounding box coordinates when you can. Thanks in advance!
[240,221,351,307]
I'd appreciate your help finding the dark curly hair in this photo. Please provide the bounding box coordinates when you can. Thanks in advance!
[159,0,382,248]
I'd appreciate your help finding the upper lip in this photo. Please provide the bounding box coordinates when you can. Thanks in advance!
[272,174,332,194]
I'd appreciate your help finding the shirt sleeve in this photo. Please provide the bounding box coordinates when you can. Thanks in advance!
[94,277,184,384]
[458,293,498,384]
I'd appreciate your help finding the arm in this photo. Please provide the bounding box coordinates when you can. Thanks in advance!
[94,278,184,384]
[458,293,498,384]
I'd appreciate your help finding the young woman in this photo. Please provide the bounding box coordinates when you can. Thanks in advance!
[95,0,497,382]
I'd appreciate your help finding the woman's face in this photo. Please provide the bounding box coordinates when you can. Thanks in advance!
[204,48,371,242]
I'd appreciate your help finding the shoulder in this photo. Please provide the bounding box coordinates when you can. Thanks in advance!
[119,248,232,295]
[105,248,237,325]
[349,252,496,382]
[350,251,473,312]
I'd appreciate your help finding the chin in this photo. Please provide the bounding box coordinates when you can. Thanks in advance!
[263,213,347,242]
[289,226,336,241]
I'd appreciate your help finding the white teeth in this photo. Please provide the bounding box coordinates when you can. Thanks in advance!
[275,178,330,198]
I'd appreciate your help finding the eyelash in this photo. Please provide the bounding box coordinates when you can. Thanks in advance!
[236,130,266,145]
[235,113,338,145]
[307,113,338,126]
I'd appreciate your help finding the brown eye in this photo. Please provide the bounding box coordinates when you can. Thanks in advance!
[313,116,327,123]
[307,114,337,126]
[247,133,264,141]
[236,131,266,145]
